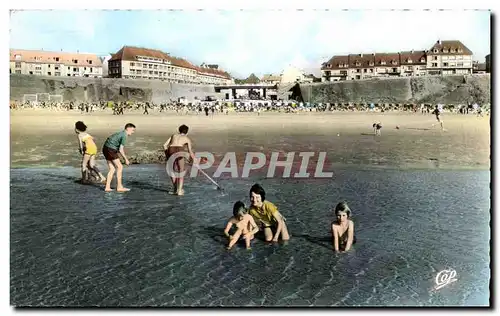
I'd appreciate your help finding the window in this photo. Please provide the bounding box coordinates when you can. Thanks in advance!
[432,63,438,67]
[15,70,21,74]
[55,57,59,62]
[84,67,87,70]
[89,60,92,65]
[392,68,397,72]
[443,49,448,53]
[154,65,158,69]
[143,64,147,68]
[73,68,77,72]
[457,62,464,67]
[35,66,41,70]
[15,62,21,68]
[15,55,21,60]
[130,62,135,67]
[433,56,438,60]
[55,72,60,76]
[433,49,438,53]
[420,58,425,62]
[369,62,374,66]
[458,48,463,53]
[363,69,367,73]
[355,62,361,66]
[73,59,78,64]
[149,64,153,69]
[443,63,448,67]
[48,72,51,76]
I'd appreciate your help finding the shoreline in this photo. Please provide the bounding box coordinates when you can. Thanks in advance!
[11,110,490,172]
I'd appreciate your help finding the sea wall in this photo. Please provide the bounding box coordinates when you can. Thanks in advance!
[9,74,222,102]
[299,74,491,104]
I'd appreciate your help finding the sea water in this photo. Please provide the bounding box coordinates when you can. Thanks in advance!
[10,165,490,306]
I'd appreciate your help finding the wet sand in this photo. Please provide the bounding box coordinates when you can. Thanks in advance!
[10,109,490,170]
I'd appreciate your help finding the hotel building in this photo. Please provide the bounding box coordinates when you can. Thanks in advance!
[321,40,473,82]
[107,46,231,85]
[9,49,103,78]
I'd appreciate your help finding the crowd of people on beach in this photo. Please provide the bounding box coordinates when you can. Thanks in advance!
[74,120,355,253]
[11,98,490,116]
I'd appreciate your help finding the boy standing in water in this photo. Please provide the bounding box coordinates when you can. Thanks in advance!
[248,184,290,242]
[102,123,136,192]
[331,201,356,252]
[224,201,259,250]
[75,121,106,183]
[163,124,196,196]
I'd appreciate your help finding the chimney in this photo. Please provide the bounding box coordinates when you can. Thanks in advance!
[411,49,414,54]
[372,53,375,56]
[437,39,441,44]
[360,53,363,57]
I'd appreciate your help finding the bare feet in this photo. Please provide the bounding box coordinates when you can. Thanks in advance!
[168,187,177,195]
[117,187,130,192]
[105,188,113,192]
[177,189,185,196]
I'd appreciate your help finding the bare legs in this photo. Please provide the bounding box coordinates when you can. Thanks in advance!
[105,159,129,192]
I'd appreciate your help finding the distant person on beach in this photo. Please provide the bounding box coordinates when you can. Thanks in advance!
[102,123,136,192]
[372,122,382,136]
[431,105,444,131]
[248,184,290,242]
[331,201,356,253]
[74,121,106,184]
[224,201,259,250]
[163,124,196,196]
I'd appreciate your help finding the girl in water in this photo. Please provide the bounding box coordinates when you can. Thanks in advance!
[75,121,106,183]
[224,201,259,250]
[331,201,356,252]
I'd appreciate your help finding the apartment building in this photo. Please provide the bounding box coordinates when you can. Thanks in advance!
[321,40,473,81]
[9,49,103,78]
[108,46,231,85]
[426,40,473,75]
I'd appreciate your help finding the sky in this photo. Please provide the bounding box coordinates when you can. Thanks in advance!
[9,9,491,78]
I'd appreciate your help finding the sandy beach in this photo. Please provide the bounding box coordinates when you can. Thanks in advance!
[10,109,490,170]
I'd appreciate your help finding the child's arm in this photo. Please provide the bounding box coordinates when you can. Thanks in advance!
[163,136,172,150]
[77,134,84,154]
[245,216,259,237]
[332,224,340,252]
[223,220,234,238]
[345,221,354,251]
[186,138,195,161]
[227,228,243,249]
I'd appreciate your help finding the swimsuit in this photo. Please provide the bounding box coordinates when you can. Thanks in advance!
[81,134,97,155]
[336,224,357,250]
[165,146,186,164]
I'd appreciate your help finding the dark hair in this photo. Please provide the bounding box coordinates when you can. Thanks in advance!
[233,201,247,217]
[334,201,351,218]
[179,124,189,134]
[75,121,87,132]
[125,123,136,129]
[249,183,266,201]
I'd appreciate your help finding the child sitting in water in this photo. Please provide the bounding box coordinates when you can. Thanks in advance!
[224,201,259,250]
[331,201,356,253]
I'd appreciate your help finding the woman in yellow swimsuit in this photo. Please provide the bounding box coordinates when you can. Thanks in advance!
[75,121,106,183]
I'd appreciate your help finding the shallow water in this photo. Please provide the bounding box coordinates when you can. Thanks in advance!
[10,165,490,306]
